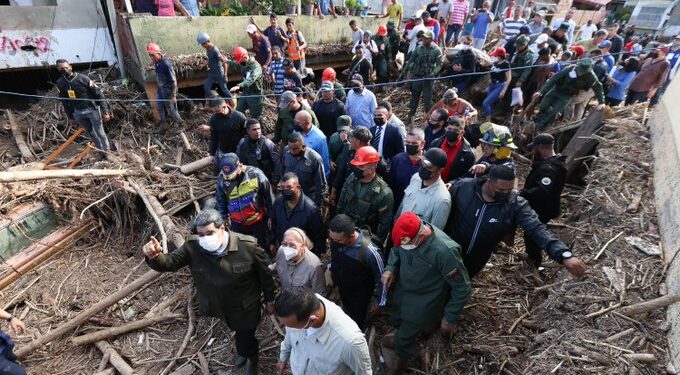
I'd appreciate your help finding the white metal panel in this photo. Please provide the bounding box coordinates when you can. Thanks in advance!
[0,27,116,70]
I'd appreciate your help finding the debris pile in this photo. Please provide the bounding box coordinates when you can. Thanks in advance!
[0,68,670,375]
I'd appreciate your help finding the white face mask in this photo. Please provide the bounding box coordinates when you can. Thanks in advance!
[401,243,417,250]
[199,232,223,252]
[568,70,578,79]
[280,246,299,261]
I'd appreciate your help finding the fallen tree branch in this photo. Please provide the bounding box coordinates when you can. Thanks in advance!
[95,341,135,375]
[180,156,213,175]
[0,169,142,183]
[15,270,162,358]
[594,231,624,260]
[129,180,168,254]
[161,291,196,375]
[7,110,34,161]
[72,312,183,346]
[616,294,680,316]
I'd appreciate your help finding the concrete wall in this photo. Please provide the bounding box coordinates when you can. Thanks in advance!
[124,14,386,83]
[0,0,116,70]
[650,77,680,370]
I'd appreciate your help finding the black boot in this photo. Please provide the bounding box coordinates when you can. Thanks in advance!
[233,354,247,368]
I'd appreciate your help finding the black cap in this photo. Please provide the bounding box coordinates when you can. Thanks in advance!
[559,23,570,31]
[528,133,555,147]
[422,148,448,169]
[421,11,430,18]
[447,115,464,127]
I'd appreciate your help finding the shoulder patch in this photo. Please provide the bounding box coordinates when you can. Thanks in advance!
[541,177,552,186]
[446,268,463,281]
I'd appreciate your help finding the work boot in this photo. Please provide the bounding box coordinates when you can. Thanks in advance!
[382,332,395,349]
[245,355,259,375]
[233,354,247,368]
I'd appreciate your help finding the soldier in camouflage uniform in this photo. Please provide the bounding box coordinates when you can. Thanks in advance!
[404,30,442,120]
[373,25,392,88]
[228,47,265,121]
[337,146,394,246]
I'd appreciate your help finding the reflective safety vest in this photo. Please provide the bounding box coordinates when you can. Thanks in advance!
[286,31,305,61]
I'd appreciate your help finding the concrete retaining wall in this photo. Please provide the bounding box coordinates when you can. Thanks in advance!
[650,77,680,371]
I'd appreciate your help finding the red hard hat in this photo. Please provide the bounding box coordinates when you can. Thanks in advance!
[350,146,380,166]
[146,42,161,54]
[378,25,388,36]
[569,45,585,57]
[233,47,249,63]
[322,67,336,81]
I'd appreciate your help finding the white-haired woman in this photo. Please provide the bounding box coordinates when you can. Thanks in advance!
[274,227,326,296]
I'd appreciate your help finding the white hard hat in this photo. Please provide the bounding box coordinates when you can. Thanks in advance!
[246,24,257,34]
[414,9,424,18]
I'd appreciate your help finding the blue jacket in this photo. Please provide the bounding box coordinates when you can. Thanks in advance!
[370,123,405,163]
[270,192,325,254]
[387,152,420,207]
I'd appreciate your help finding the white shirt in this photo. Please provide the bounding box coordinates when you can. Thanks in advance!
[351,28,364,46]
[407,23,428,53]
[279,295,373,375]
[551,18,576,46]
[577,23,597,41]
[353,40,378,64]
[374,124,386,156]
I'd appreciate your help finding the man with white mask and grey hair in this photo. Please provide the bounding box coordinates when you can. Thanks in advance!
[142,208,275,375]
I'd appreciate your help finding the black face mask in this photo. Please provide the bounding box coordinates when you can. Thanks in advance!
[353,87,363,94]
[58,69,71,77]
[648,51,659,59]
[419,168,433,180]
[428,121,441,129]
[353,167,365,179]
[374,117,386,126]
[282,189,296,201]
[494,191,510,202]
[240,61,248,66]
[445,130,460,142]
[405,144,419,155]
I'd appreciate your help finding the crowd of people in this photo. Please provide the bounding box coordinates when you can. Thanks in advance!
[21,3,675,375]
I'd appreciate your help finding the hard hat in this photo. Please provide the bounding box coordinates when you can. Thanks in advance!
[378,25,388,36]
[196,32,210,45]
[146,42,161,54]
[322,67,336,81]
[350,146,380,166]
[233,47,249,63]
[479,125,518,149]
[414,9,424,18]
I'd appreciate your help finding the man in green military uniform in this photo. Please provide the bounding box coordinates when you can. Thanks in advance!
[142,209,275,375]
[381,212,471,374]
[386,20,400,63]
[229,46,264,121]
[274,91,319,146]
[336,145,394,246]
[533,58,605,129]
[373,24,392,89]
[510,35,535,90]
[404,30,442,122]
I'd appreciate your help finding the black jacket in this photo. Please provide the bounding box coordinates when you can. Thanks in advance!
[270,192,325,254]
[370,123,405,163]
[57,73,110,118]
[520,155,566,222]
[236,137,281,185]
[446,178,569,278]
[209,109,247,155]
[429,136,476,182]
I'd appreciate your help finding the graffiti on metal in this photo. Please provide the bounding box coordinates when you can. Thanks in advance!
[0,33,51,55]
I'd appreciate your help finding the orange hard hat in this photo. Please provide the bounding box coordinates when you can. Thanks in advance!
[233,47,249,63]
[322,67,336,81]
[378,25,388,36]
[146,42,161,54]
[351,146,380,166]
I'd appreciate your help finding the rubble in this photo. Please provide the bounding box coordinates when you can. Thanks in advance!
[0,66,669,374]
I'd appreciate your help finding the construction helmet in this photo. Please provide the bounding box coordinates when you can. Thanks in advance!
[322,67,336,81]
[196,32,210,45]
[146,42,161,54]
[377,25,388,37]
[350,146,380,166]
[479,124,518,149]
[233,47,249,63]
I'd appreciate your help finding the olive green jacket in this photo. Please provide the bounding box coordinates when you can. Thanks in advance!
[405,44,442,78]
[147,231,275,330]
[274,101,319,144]
[386,225,471,326]
[337,174,394,243]
[228,57,263,95]
[510,48,535,84]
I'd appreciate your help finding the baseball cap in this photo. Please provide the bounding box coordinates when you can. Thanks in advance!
[337,115,352,131]
[519,25,530,35]
[598,40,612,49]
[414,9,424,18]
[319,81,334,92]
[443,88,458,101]
[447,115,464,127]
[423,30,435,40]
[536,10,546,17]
[392,212,422,246]
[282,58,294,68]
[421,11,430,18]
[351,73,364,85]
[535,33,549,45]
[570,45,585,57]
[527,133,554,147]
[659,45,670,54]
[278,91,296,109]
[575,58,593,73]
[422,148,448,169]
[489,47,507,57]
[246,24,257,34]
[217,153,240,177]
[514,34,530,46]
[558,23,570,31]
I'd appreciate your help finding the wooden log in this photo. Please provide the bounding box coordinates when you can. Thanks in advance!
[567,344,611,365]
[179,131,192,151]
[616,294,680,317]
[95,341,134,375]
[129,180,168,255]
[71,312,183,346]
[180,156,214,175]
[7,110,34,161]
[146,285,192,318]
[93,369,116,375]
[560,109,605,180]
[0,169,142,183]
[14,270,162,358]
[161,292,196,375]
[623,353,656,363]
